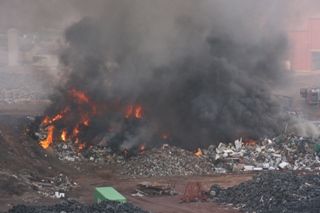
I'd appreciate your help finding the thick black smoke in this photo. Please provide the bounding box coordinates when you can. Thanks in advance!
[45,1,288,149]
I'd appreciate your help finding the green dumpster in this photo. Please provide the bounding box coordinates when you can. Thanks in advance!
[315,144,320,153]
[94,187,127,203]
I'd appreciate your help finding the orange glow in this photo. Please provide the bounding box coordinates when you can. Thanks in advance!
[134,105,143,119]
[73,125,80,137]
[194,148,203,157]
[69,88,90,103]
[51,113,63,123]
[243,139,256,146]
[41,107,69,126]
[81,114,90,126]
[139,144,145,154]
[39,126,55,149]
[61,129,67,142]
[125,105,134,118]
[125,104,143,119]
[41,116,50,125]
[78,143,85,151]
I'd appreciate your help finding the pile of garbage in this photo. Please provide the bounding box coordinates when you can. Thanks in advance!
[206,135,320,173]
[210,172,320,213]
[7,200,149,213]
[0,169,75,200]
[120,145,215,177]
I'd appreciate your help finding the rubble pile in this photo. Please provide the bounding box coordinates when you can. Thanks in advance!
[121,145,215,177]
[7,200,149,213]
[0,170,75,199]
[210,172,320,213]
[19,172,76,198]
[207,135,320,173]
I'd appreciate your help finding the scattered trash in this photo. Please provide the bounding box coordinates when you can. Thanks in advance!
[135,181,177,196]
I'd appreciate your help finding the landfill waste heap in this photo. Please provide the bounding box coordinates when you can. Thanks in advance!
[210,172,320,213]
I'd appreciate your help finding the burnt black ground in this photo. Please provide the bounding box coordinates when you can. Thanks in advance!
[212,172,320,213]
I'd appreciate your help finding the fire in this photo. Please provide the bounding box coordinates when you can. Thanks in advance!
[42,116,50,125]
[72,125,80,137]
[125,104,143,119]
[78,143,85,151]
[81,114,90,126]
[69,88,90,103]
[194,148,203,157]
[39,126,54,149]
[134,105,143,119]
[51,113,63,123]
[41,107,69,126]
[61,129,67,142]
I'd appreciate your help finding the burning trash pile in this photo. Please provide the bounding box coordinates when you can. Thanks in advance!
[210,172,320,213]
[207,135,320,173]
[7,200,149,213]
[120,145,215,177]
[29,5,290,162]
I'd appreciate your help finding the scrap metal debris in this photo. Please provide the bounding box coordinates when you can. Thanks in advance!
[210,172,320,213]
[0,170,75,199]
[120,145,215,177]
[206,135,320,172]
[135,181,177,196]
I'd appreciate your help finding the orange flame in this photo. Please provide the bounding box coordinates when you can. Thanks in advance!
[61,129,67,142]
[69,88,90,103]
[51,113,63,123]
[78,143,85,151]
[39,126,54,149]
[81,114,90,126]
[41,107,69,126]
[41,116,50,125]
[134,105,143,119]
[73,125,80,137]
[125,104,143,119]
[194,148,203,157]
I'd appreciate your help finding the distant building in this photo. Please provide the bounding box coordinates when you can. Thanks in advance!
[289,18,320,71]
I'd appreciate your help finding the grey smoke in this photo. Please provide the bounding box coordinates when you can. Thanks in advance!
[45,0,290,149]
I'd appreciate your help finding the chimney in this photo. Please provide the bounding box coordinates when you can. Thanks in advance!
[7,28,19,66]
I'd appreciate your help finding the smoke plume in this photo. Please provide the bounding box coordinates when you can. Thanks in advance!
[45,0,289,149]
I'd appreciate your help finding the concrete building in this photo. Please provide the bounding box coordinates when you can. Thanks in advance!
[289,18,320,71]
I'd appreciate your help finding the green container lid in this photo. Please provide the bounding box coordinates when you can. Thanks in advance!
[315,144,320,153]
[94,187,127,203]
